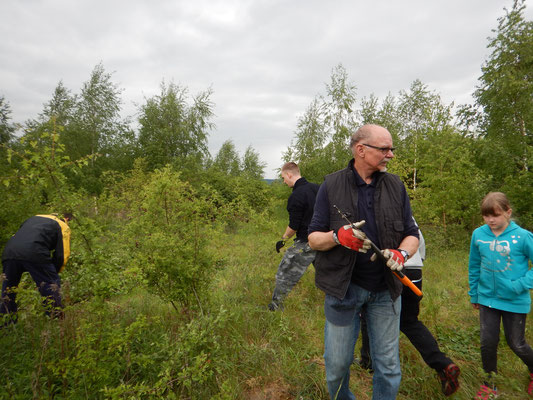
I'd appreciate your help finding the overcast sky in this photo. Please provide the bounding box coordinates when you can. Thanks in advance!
[1,0,531,178]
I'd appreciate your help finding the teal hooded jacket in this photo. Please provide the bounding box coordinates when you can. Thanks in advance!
[468,221,533,314]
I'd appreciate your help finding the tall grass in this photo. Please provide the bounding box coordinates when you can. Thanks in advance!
[1,208,532,399]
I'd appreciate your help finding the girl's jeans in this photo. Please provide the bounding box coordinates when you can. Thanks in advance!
[479,305,533,374]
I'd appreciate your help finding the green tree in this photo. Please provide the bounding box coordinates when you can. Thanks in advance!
[212,140,241,176]
[65,63,124,159]
[0,127,93,245]
[395,80,455,191]
[283,97,327,179]
[415,128,487,231]
[23,82,76,150]
[126,166,218,313]
[41,81,76,128]
[241,145,266,179]
[0,96,16,145]
[137,81,214,171]
[468,0,533,227]
[0,96,18,242]
[337,79,486,230]
[474,0,533,177]
[284,64,358,182]
[322,64,358,168]
[34,64,130,194]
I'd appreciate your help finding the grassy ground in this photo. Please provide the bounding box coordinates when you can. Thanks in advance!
[208,216,533,399]
[1,209,533,399]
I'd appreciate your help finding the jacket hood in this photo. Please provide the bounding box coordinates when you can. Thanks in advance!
[480,220,519,237]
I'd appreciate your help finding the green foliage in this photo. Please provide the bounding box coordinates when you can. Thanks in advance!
[210,141,266,180]
[62,63,129,194]
[2,202,533,399]
[408,128,488,231]
[2,4,533,398]
[0,296,228,399]
[242,145,267,179]
[196,167,271,216]
[0,127,92,245]
[125,166,218,312]
[63,221,137,302]
[0,95,16,144]
[137,81,214,171]
[283,64,357,182]
[501,168,533,230]
[212,139,241,176]
[473,0,533,181]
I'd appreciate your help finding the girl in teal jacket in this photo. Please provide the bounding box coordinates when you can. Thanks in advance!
[468,192,533,399]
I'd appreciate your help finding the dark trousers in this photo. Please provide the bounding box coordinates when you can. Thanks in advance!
[479,305,533,374]
[1,259,62,317]
[360,269,452,371]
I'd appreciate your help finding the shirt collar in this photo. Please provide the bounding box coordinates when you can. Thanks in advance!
[293,177,307,190]
[349,159,378,187]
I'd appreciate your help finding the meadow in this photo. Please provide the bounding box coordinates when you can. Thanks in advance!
[1,204,532,400]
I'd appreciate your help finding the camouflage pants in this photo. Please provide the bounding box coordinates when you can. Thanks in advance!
[270,240,316,309]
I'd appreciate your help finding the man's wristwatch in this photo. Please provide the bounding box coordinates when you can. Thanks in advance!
[398,249,409,261]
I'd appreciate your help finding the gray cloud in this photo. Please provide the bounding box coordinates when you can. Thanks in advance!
[1,0,531,178]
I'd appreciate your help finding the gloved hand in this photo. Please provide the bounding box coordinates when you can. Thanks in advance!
[334,224,371,253]
[371,249,405,271]
[275,240,286,253]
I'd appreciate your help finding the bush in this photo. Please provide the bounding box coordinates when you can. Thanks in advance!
[125,166,219,313]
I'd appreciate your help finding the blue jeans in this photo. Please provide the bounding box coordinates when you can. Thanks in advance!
[324,283,401,400]
[1,259,62,318]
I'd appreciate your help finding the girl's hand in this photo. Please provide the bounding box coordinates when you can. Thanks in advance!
[472,303,480,310]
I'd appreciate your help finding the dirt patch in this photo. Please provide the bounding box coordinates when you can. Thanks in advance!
[245,378,293,400]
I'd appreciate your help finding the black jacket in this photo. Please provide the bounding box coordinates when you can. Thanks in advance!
[2,215,71,272]
[287,177,320,241]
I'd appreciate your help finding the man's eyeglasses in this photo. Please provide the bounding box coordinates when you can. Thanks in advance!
[361,143,395,154]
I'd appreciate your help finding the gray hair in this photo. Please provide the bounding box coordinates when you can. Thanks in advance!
[350,124,379,148]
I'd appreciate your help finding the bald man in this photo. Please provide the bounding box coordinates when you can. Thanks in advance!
[308,124,419,399]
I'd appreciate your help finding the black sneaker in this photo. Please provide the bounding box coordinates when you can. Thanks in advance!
[437,363,460,396]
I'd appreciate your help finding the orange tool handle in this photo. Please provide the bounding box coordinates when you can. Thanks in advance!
[368,241,423,298]
[392,271,423,298]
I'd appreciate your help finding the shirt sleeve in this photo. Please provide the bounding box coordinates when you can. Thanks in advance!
[308,183,330,234]
[401,187,419,240]
[418,230,426,260]
[468,231,481,303]
[511,230,533,293]
[52,219,71,273]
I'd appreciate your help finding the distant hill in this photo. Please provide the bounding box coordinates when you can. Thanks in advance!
[263,178,277,184]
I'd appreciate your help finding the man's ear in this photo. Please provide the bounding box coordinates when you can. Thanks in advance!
[352,144,363,158]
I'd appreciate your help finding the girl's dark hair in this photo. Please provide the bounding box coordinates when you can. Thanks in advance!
[481,192,511,216]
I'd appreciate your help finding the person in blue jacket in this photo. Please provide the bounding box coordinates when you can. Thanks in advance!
[469,192,533,399]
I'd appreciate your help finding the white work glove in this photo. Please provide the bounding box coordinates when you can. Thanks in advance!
[370,248,405,271]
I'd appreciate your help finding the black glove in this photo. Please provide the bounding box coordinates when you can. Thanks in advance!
[275,240,286,253]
